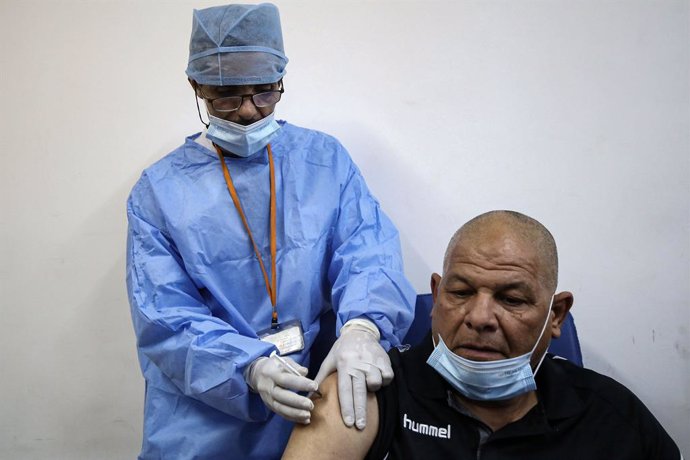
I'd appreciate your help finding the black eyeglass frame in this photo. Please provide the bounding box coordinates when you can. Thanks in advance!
[199,81,284,113]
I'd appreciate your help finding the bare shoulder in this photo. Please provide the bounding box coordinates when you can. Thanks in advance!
[282,373,378,459]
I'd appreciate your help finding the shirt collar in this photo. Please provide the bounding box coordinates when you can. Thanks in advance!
[533,354,587,421]
[405,333,452,399]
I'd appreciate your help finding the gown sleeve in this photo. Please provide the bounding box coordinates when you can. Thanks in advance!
[126,172,275,421]
[327,158,416,350]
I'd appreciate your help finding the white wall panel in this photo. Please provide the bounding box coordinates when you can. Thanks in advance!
[1,0,687,457]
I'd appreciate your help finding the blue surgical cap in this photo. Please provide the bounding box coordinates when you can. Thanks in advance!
[186,3,288,86]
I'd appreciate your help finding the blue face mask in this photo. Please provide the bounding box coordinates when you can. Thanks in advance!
[426,295,554,401]
[206,113,281,157]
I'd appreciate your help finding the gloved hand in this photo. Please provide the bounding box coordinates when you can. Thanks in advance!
[245,354,318,424]
[314,319,393,430]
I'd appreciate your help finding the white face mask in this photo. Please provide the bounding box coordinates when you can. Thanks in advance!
[426,295,554,401]
[206,113,281,157]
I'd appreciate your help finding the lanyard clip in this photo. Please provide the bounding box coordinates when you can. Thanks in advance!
[271,309,279,329]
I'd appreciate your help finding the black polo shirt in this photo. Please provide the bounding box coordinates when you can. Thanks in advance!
[366,334,680,460]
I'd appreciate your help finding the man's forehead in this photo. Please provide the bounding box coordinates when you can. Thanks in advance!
[448,232,542,279]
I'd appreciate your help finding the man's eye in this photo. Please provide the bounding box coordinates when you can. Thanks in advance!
[450,290,473,298]
[501,296,526,306]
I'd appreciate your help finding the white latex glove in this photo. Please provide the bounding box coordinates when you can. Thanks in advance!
[245,354,318,424]
[313,319,393,430]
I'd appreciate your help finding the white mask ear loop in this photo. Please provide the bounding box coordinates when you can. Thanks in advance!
[532,294,556,375]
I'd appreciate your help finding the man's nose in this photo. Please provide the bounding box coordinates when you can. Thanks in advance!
[463,294,499,332]
[236,95,260,123]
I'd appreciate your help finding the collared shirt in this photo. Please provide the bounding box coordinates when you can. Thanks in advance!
[367,333,681,460]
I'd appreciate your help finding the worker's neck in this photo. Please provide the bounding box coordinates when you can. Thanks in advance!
[453,391,538,432]
[213,143,242,158]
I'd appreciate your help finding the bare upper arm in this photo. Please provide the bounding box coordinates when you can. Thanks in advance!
[282,372,379,460]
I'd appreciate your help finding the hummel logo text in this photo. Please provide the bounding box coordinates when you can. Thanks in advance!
[402,414,451,439]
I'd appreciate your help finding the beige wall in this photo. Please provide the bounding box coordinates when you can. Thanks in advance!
[1,0,688,458]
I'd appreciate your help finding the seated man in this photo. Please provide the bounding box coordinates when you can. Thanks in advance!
[283,210,682,459]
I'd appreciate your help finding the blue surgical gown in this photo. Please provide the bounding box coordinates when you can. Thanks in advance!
[126,121,415,459]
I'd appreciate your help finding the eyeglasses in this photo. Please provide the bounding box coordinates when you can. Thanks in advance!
[202,83,284,112]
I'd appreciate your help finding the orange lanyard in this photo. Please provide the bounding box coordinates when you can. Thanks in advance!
[215,144,279,327]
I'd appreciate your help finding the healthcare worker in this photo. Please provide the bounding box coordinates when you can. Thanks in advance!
[126,3,415,459]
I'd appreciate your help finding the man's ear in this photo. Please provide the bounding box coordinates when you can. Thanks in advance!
[430,273,442,304]
[188,78,199,94]
[550,291,574,339]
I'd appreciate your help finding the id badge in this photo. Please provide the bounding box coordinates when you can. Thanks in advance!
[257,319,305,355]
